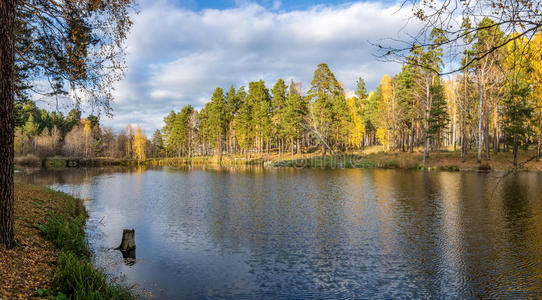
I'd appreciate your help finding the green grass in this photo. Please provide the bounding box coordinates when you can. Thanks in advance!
[39,216,90,258]
[37,193,134,299]
[51,252,133,300]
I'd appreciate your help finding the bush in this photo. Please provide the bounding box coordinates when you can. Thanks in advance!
[381,160,399,169]
[53,251,133,300]
[478,163,492,171]
[440,165,460,172]
[355,160,378,168]
[14,154,41,166]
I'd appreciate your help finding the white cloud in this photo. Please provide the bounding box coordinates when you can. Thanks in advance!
[104,1,419,133]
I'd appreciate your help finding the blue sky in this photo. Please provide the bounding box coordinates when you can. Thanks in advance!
[84,0,419,133]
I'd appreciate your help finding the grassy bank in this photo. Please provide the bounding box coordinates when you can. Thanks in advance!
[16,147,542,172]
[144,148,542,172]
[14,155,139,168]
[270,150,542,171]
[0,183,133,299]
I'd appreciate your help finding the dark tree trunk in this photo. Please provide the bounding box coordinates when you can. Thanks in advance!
[409,121,415,153]
[493,127,498,155]
[117,229,136,251]
[513,136,518,168]
[0,0,16,249]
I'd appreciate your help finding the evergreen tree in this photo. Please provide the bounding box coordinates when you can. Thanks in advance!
[209,87,227,158]
[427,79,450,156]
[284,81,307,154]
[355,77,368,100]
[225,85,239,153]
[248,81,272,154]
[272,79,288,152]
[152,129,164,156]
[307,63,343,154]
[23,114,38,138]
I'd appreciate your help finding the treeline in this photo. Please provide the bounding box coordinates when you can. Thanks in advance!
[156,19,542,167]
[14,100,152,161]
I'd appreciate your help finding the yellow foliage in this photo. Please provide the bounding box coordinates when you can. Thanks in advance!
[376,74,394,150]
[527,33,542,137]
[346,96,365,146]
[81,118,92,136]
[376,127,392,150]
[132,126,146,162]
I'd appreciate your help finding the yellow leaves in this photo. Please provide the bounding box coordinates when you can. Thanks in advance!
[346,96,365,146]
[132,126,146,162]
[380,74,393,104]
[526,33,542,136]
[376,127,392,150]
[0,184,78,298]
[376,74,394,149]
[81,118,92,136]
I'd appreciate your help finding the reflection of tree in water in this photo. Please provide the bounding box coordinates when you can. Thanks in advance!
[17,167,542,298]
[498,174,542,294]
[15,166,146,186]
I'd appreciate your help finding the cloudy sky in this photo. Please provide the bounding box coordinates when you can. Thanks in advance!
[100,0,419,133]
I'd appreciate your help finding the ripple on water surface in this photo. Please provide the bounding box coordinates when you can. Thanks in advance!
[16,167,542,299]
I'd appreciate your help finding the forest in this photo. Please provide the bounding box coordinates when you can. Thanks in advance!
[14,101,153,162]
[156,19,542,167]
[14,19,542,168]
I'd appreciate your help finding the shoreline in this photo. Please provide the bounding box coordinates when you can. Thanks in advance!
[15,150,542,172]
[144,150,542,172]
[0,183,133,299]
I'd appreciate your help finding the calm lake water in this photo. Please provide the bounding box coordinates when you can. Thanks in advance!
[16,166,542,299]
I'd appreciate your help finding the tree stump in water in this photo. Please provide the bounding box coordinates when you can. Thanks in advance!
[116,229,136,251]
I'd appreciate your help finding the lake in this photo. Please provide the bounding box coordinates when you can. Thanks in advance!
[17,166,542,299]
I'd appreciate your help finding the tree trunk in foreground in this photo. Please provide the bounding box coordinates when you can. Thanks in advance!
[0,0,16,249]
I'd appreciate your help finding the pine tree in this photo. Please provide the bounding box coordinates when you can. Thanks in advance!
[151,130,163,156]
[248,81,272,154]
[284,80,307,155]
[209,87,227,158]
[225,85,239,154]
[23,114,38,138]
[427,79,450,157]
[272,79,288,153]
[307,63,343,154]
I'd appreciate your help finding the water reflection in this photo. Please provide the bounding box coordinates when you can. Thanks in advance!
[16,167,542,299]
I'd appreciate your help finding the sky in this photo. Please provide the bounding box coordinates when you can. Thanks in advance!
[96,0,418,133]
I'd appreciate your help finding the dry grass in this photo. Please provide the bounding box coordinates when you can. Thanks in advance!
[149,148,542,171]
[14,154,41,167]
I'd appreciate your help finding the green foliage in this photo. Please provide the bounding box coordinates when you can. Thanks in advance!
[35,188,134,299]
[362,90,379,134]
[272,79,288,140]
[501,84,533,147]
[39,216,90,258]
[307,63,350,150]
[52,251,133,300]
[23,114,39,137]
[427,79,449,144]
[283,81,307,144]
[249,80,272,150]
[355,77,368,100]
[209,87,228,150]
[235,86,254,151]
